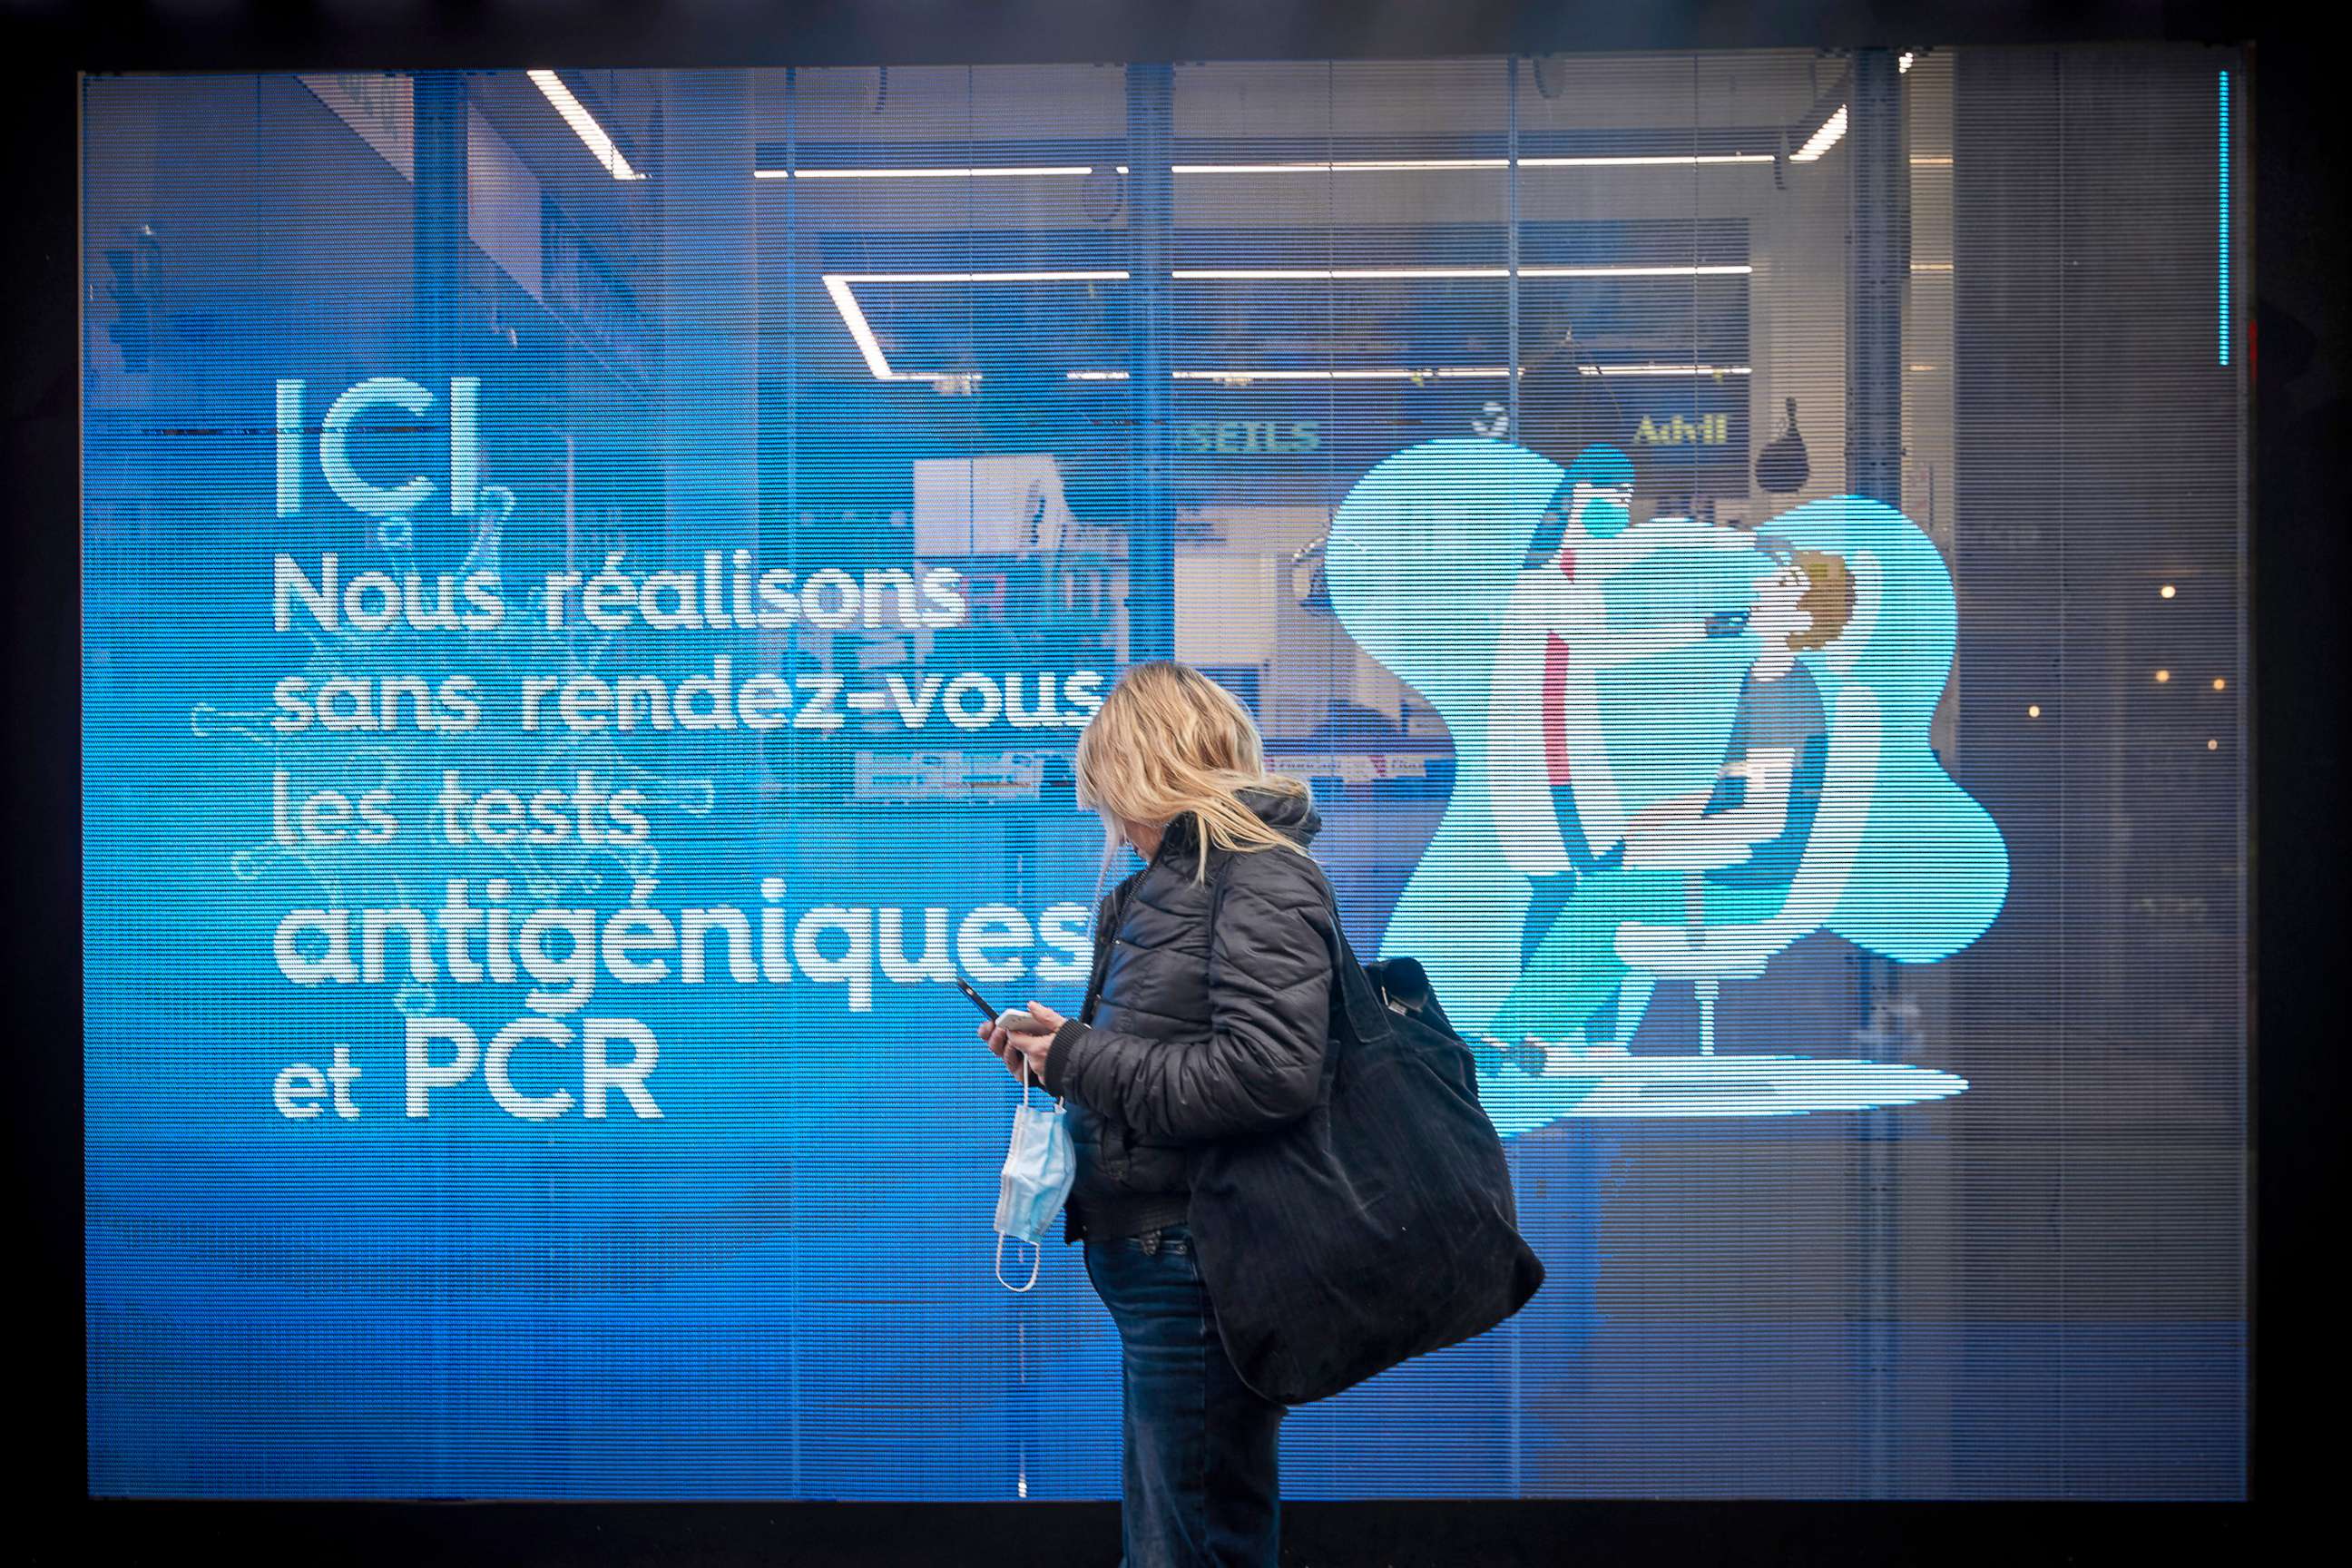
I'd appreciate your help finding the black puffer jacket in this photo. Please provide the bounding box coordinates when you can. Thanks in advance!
[1041,784,1338,1244]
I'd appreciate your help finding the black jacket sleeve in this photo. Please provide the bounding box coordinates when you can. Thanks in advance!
[1042,881,1334,1141]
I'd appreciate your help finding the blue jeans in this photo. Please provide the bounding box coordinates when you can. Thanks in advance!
[1083,1222,1285,1568]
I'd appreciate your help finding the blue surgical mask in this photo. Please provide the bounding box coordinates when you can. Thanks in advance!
[1582,496,1632,539]
[994,1062,1076,1291]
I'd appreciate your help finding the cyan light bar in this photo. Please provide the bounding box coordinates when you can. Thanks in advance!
[2220,70,2231,367]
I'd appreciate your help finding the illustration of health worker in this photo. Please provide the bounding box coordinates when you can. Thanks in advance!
[1485,544,1854,1065]
[1486,444,1760,972]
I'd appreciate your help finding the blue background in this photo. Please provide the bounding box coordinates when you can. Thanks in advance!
[83,64,2246,1501]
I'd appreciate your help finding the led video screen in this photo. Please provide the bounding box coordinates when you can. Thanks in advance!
[83,51,2247,1498]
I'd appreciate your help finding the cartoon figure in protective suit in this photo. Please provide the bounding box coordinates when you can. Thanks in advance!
[1486,443,1759,1014]
[1486,543,1855,1068]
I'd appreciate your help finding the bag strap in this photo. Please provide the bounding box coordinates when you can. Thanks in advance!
[1325,916,1403,1049]
[1207,852,1396,1057]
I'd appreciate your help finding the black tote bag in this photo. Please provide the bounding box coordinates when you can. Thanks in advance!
[1185,887,1547,1406]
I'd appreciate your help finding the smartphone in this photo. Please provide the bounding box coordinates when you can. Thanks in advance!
[956,975,1038,1033]
[953,975,1000,1021]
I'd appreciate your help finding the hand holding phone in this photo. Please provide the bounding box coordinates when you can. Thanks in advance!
[958,975,1039,1035]
[967,980,1072,1092]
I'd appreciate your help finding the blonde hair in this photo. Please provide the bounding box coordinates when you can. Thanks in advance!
[1788,550,1857,652]
[1074,660,1317,898]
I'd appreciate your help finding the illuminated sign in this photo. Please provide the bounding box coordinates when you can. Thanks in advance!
[1632,412,1731,447]
[1177,418,1322,456]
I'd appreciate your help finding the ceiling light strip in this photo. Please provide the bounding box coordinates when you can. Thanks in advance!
[1171,157,1508,174]
[1172,264,1753,279]
[1063,365,1749,382]
[761,164,1096,180]
[1576,363,1752,377]
[822,274,905,381]
[1519,153,1774,168]
[1791,104,1848,163]
[828,270,1130,285]
[769,154,1779,180]
[527,70,643,181]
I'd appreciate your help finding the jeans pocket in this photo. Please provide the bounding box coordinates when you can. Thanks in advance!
[1140,1227,1199,1283]
[1125,1226,1193,1259]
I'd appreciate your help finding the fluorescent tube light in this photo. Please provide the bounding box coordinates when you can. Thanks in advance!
[755,164,1095,180]
[827,270,1129,285]
[1171,157,1509,174]
[1177,368,1512,380]
[1574,364,1752,377]
[528,70,643,181]
[1066,365,1750,383]
[1175,266,1504,281]
[821,275,896,381]
[1519,153,1774,168]
[1791,104,1847,162]
[824,275,977,385]
[1521,264,1752,279]
[772,155,1779,181]
[1171,264,1752,280]
[1066,368,1506,383]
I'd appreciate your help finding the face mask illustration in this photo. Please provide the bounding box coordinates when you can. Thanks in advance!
[994,1058,1076,1291]
[1582,495,1632,540]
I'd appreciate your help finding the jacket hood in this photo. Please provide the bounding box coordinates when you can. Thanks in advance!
[1162,782,1324,855]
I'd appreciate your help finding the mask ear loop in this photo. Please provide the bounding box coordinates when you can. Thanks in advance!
[996,1232,1044,1292]
[996,1052,1049,1291]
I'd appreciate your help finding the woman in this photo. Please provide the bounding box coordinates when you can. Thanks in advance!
[978,659,1339,1568]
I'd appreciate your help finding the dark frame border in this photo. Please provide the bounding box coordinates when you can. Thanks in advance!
[7,4,2329,1562]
